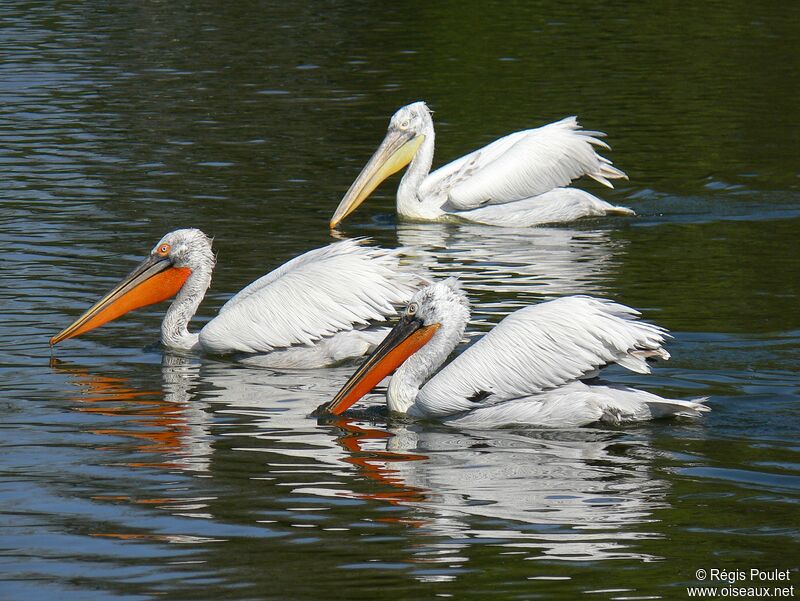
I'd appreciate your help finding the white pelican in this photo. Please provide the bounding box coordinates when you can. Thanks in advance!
[50,229,420,367]
[319,280,708,427]
[329,101,632,228]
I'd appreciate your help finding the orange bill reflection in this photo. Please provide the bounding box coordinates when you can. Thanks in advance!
[326,416,431,521]
[51,357,201,469]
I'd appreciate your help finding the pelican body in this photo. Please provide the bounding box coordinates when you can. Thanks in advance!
[320,280,708,428]
[51,229,419,367]
[330,101,632,228]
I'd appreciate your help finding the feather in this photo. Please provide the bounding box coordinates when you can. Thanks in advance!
[426,117,627,212]
[444,381,709,429]
[198,240,418,354]
[415,296,669,417]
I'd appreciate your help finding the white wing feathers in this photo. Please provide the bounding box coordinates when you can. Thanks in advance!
[444,382,708,429]
[199,240,418,354]
[418,130,528,200]
[429,117,626,212]
[415,296,669,417]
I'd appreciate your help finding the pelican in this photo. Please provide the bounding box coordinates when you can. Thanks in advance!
[319,280,709,427]
[50,229,420,367]
[329,101,632,228]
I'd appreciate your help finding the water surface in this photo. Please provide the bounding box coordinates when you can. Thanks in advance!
[2,2,799,600]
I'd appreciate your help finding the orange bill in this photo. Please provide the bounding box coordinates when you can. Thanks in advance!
[318,316,440,416]
[51,254,191,346]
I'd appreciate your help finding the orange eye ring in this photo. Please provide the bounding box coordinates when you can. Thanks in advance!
[157,243,171,256]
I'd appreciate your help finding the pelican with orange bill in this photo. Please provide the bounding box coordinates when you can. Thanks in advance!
[318,279,710,428]
[51,229,420,367]
[50,247,190,346]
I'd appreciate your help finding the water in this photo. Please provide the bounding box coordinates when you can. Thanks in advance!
[2,2,799,599]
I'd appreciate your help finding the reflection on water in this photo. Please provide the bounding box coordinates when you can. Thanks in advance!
[54,357,213,474]
[396,222,625,325]
[326,423,666,564]
[54,357,666,572]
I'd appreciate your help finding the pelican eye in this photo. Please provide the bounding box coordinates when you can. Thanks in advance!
[407,302,419,316]
[156,243,171,257]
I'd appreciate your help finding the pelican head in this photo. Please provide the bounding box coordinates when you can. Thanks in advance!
[320,278,468,415]
[329,101,432,228]
[50,228,214,346]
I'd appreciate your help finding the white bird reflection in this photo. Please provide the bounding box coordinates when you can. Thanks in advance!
[314,422,667,564]
[54,352,668,566]
[395,223,625,321]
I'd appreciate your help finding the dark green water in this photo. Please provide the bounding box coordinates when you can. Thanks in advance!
[2,2,799,600]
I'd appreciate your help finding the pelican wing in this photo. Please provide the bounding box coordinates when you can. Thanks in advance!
[444,382,708,428]
[418,130,528,200]
[422,117,626,212]
[415,296,669,417]
[198,240,418,354]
